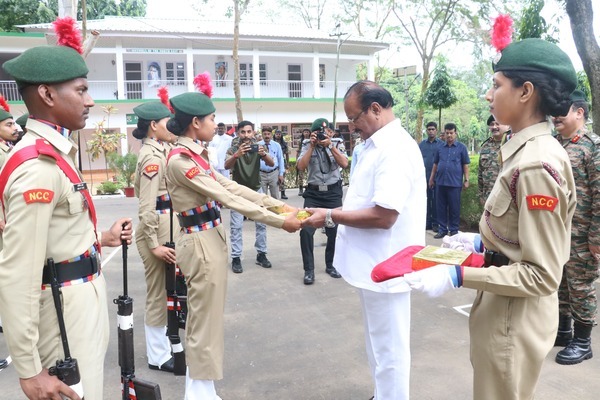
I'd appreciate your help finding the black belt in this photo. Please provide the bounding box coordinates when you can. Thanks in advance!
[42,255,99,285]
[306,181,341,192]
[177,207,221,228]
[156,198,171,211]
[483,250,510,268]
[260,167,279,173]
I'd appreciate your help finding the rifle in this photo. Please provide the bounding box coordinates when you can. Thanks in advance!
[47,257,84,399]
[114,226,162,399]
[165,207,186,375]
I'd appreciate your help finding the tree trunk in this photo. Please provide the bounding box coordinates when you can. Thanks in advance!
[565,0,600,132]
[414,63,431,143]
[437,107,442,132]
[233,1,244,122]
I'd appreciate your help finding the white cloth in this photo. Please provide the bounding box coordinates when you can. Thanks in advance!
[184,369,222,400]
[209,133,233,170]
[335,118,426,293]
[404,265,456,297]
[441,231,479,253]
[144,324,172,367]
[360,289,411,400]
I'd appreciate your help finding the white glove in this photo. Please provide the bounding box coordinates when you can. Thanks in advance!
[404,264,459,297]
[441,231,482,253]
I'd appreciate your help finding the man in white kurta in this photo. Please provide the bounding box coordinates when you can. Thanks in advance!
[303,81,426,400]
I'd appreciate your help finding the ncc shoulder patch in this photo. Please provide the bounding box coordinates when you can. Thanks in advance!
[526,195,558,212]
[185,167,200,179]
[23,189,54,204]
[143,163,159,178]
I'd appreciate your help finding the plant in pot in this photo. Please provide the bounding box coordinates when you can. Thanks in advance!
[107,152,138,197]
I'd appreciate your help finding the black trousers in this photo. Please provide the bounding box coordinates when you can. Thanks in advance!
[300,184,343,271]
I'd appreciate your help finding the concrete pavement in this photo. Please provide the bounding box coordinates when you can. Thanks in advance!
[1,192,599,399]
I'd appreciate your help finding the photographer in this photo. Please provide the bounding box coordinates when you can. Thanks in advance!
[296,118,348,284]
[225,120,275,273]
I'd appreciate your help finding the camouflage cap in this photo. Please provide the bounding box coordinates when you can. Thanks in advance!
[3,46,89,88]
[170,92,216,117]
[133,102,172,121]
[311,118,328,132]
[493,38,577,93]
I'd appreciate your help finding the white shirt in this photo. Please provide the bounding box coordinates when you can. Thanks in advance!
[209,133,233,170]
[334,119,426,293]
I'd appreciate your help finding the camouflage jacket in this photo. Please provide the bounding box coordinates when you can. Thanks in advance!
[478,137,502,204]
[555,127,600,245]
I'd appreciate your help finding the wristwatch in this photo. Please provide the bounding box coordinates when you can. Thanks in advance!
[324,209,336,228]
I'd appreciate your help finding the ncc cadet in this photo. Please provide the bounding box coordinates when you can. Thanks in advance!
[403,33,578,399]
[165,91,301,399]
[132,102,177,373]
[478,115,509,205]
[0,44,132,400]
[552,89,600,365]
[296,118,348,285]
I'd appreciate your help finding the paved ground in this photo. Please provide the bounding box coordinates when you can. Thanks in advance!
[1,191,599,399]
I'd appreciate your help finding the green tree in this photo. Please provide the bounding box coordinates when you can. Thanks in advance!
[118,0,147,17]
[0,0,56,31]
[517,0,559,42]
[424,60,457,130]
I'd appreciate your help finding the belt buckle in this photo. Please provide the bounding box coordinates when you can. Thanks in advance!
[318,185,328,191]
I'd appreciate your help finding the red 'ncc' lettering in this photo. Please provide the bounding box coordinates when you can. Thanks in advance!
[23,189,54,204]
[526,195,558,212]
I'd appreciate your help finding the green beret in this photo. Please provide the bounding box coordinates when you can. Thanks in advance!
[2,46,88,87]
[486,115,495,126]
[133,102,171,121]
[170,92,215,117]
[569,89,587,103]
[15,113,28,128]
[493,38,577,92]
[311,118,328,132]
[0,109,12,122]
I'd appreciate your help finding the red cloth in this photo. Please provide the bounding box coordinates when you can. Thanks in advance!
[371,245,425,283]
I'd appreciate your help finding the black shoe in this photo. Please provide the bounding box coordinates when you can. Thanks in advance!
[555,315,573,347]
[298,188,304,195]
[149,357,175,372]
[304,271,315,285]
[232,257,243,273]
[433,231,446,239]
[256,252,272,268]
[280,191,288,200]
[556,337,593,365]
[0,359,8,370]
[326,266,342,278]
[448,231,458,236]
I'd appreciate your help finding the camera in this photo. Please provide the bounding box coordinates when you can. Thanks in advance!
[316,131,327,141]
[249,144,259,153]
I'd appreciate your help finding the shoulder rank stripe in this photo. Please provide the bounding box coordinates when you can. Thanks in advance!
[526,195,558,212]
[23,189,54,204]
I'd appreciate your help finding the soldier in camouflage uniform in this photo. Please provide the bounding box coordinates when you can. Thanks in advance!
[552,90,600,365]
[477,115,509,205]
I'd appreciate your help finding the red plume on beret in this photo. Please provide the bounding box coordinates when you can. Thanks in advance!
[0,95,10,113]
[53,17,84,55]
[491,14,514,52]
[157,86,175,114]
[193,72,213,98]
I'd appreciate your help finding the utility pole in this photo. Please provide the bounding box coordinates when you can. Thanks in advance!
[330,23,348,127]
[393,65,417,128]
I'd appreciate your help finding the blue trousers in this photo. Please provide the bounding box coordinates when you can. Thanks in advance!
[436,185,462,234]
[426,186,438,229]
[230,208,267,258]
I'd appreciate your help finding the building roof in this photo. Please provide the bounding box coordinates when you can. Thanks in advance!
[18,16,388,49]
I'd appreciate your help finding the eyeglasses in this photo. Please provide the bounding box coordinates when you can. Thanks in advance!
[347,109,367,124]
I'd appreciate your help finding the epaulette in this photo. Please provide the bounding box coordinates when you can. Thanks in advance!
[585,131,600,146]
[302,139,311,145]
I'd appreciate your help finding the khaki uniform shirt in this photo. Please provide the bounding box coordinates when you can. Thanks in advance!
[0,119,103,378]
[166,136,285,227]
[299,138,347,186]
[134,138,169,249]
[463,122,576,399]
[0,140,11,249]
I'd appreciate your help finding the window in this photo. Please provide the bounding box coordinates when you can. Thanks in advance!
[240,63,267,85]
[166,62,185,85]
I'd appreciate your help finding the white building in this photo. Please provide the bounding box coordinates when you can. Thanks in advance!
[0,16,387,172]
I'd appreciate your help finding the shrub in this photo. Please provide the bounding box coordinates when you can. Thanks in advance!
[96,180,122,195]
[460,155,484,231]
